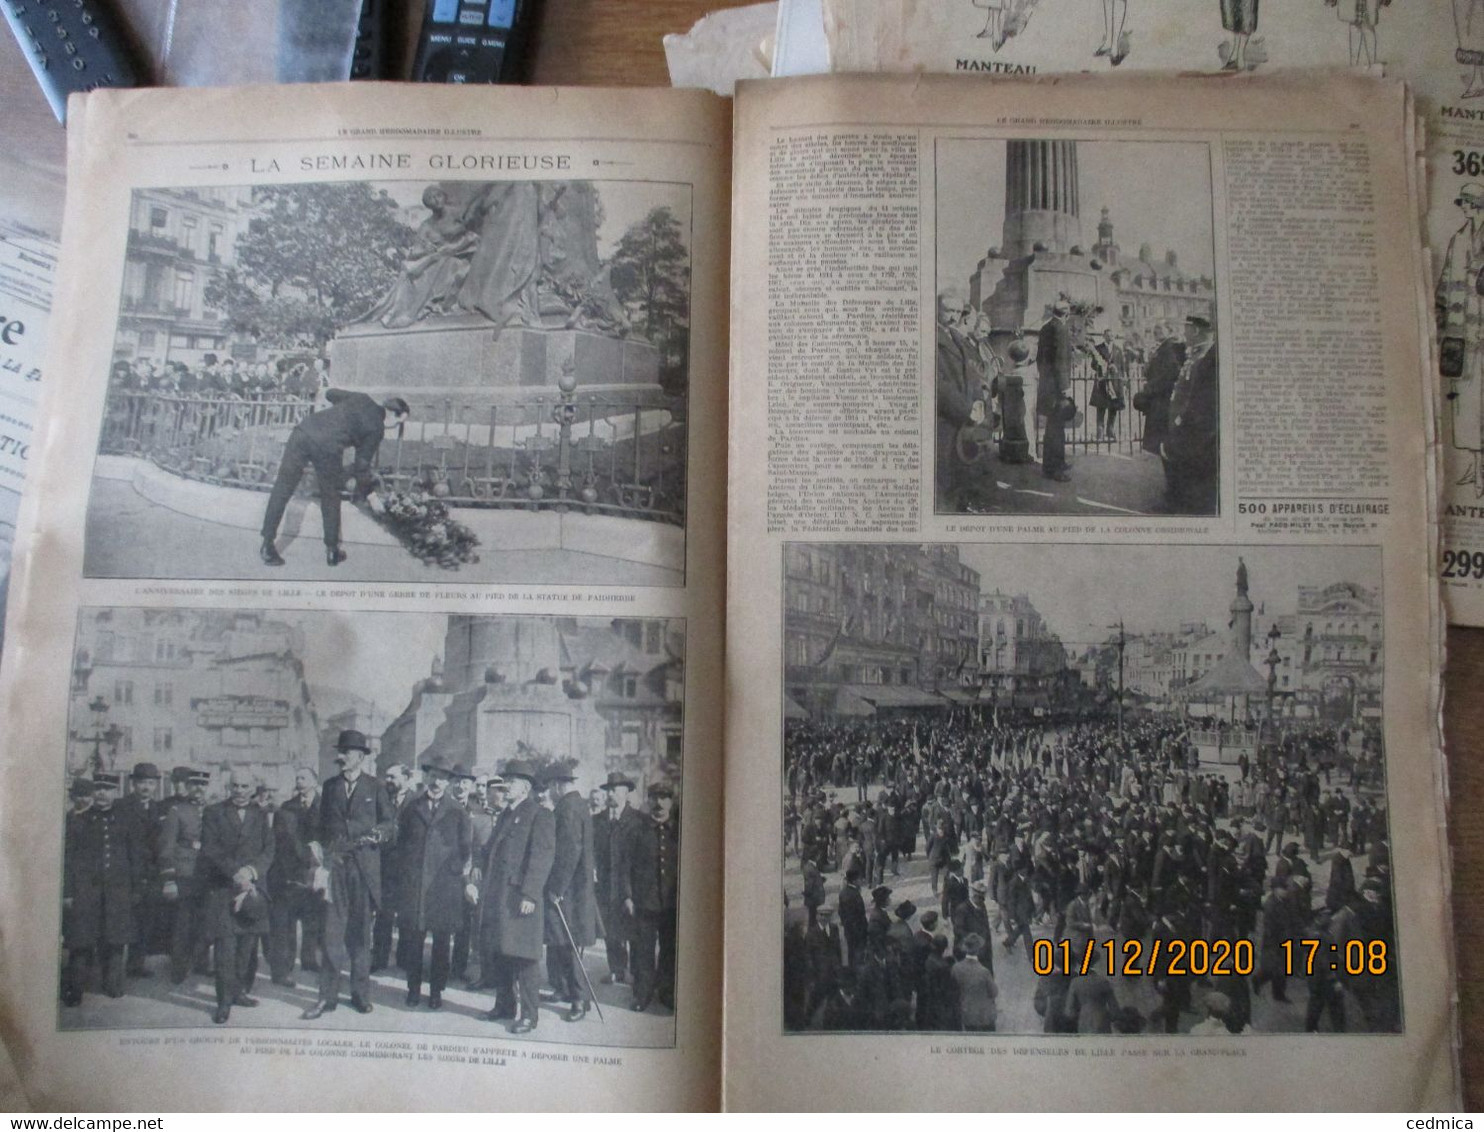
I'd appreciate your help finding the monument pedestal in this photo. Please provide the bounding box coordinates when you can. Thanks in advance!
[329,318,663,412]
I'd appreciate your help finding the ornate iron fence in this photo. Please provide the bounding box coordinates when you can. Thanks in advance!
[99,389,686,526]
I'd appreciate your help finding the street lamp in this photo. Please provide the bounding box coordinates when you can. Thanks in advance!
[1108,620,1126,740]
[70,695,123,780]
[1264,624,1282,749]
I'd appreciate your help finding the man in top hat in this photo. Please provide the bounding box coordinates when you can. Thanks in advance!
[542,764,598,1021]
[593,770,643,986]
[395,754,471,1010]
[1036,298,1075,482]
[259,389,411,568]
[117,762,167,976]
[198,768,274,1024]
[268,765,321,986]
[62,772,144,1004]
[622,781,681,1013]
[1161,313,1219,514]
[477,759,555,1032]
[160,768,211,985]
[303,729,397,1019]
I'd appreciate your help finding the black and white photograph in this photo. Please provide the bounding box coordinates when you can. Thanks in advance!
[782,542,1397,1035]
[59,607,684,1046]
[935,139,1219,517]
[86,179,692,586]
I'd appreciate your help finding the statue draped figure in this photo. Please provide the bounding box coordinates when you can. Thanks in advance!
[358,180,631,337]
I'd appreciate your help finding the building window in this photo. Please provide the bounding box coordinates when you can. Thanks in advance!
[208,224,224,262]
[623,675,639,698]
[149,206,168,231]
[181,215,197,254]
[153,728,173,753]
[154,683,173,707]
[173,269,195,311]
[138,330,157,348]
[114,679,134,705]
[154,639,177,662]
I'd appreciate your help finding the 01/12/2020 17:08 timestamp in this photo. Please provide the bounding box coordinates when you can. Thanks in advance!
[1032,938,1392,978]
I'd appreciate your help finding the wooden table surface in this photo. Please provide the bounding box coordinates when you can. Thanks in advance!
[2,0,1481,1108]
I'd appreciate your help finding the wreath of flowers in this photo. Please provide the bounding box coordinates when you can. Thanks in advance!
[372,488,481,569]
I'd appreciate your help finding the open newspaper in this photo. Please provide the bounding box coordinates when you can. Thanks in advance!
[0,73,1459,1111]
[822,0,1484,630]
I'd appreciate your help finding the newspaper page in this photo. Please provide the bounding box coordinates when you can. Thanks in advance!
[722,72,1455,1110]
[0,82,727,1112]
[0,218,56,662]
[821,0,1484,627]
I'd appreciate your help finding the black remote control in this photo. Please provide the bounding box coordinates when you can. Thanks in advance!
[411,0,534,85]
[0,0,140,123]
[350,0,387,80]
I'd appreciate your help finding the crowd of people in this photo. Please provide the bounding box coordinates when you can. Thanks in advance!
[782,709,1397,1036]
[61,734,680,1032]
[108,353,332,403]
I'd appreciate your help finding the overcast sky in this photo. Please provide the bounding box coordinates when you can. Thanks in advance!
[379,179,692,260]
[936,138,1215,298]
[955,544,1380,652]
[294,610,447,718]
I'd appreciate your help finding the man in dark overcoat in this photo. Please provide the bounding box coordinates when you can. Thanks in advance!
[542,765,598,1021]
[116,761,167,976]
[259,389,410,568]
[1161,314,1219,514]
[198,769,274,1024]
[623,782,680,1013]
[61,774,143,1004]
[477,759,555,1032]
[160,769,210,985]
[592,771,642,985]
[303,729,397,1019]
[395,755,471,1010]
[1036,299,1075,481]
[267,765,321,987]
[371,762,419,974]
[455,767,496,987]
[1135,323,1184,456]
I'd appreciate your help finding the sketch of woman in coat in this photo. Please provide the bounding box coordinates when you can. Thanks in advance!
[970,0,1039,52]
[1218,0,1259,71]
[1456,0,1484,98]
[1436,184,1484,494]
[1327,0,1390,66]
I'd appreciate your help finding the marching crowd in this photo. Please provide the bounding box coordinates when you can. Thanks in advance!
[783,711,1398,1036]
[108,354,332,403]
[61,731,680,1032]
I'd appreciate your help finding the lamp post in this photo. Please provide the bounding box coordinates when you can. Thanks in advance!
[1108,619,1126,741]
[70,695,123,780]
[1264,624,1282,751]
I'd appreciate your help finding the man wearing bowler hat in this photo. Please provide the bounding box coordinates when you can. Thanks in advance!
[302,729,396,1019]
[118,761,167,976]
[593,770,642,985]
[622,781,680,1013]
[395,754,471,1010]
[477,759,555,1033]
[542,764,597,1022]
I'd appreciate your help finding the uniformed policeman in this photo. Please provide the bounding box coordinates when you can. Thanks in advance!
[62,772,143,1003]
[160,769,210,984]
[259,389,410,568]
[623,781,680,1013]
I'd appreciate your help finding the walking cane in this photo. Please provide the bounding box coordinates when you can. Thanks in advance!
[552,897,604,1022]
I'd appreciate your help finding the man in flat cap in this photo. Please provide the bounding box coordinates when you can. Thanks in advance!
[62,773,143,1004]
[477,759,555,1032]
[1161,313,1219,514]
[395,754,470,1010]
[593,771,643,986]
[161,769,210,985]
[622,781,680,1013]
[199,768,274,1024]
[542,764,598,1022]
[259,389,410,568]
[303,730,396,1019]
